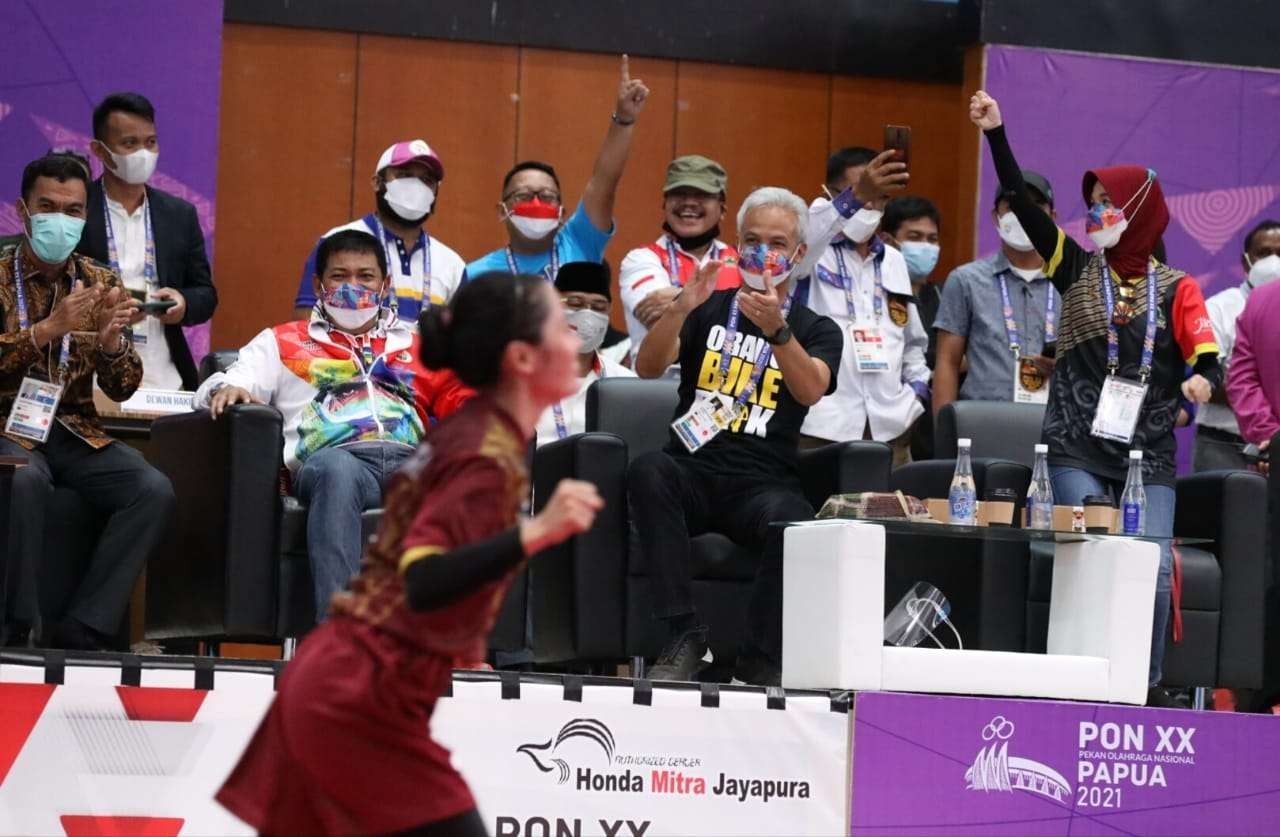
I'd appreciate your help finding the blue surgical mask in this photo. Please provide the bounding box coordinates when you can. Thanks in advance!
[900,241,940,280]
[24,207,85,264]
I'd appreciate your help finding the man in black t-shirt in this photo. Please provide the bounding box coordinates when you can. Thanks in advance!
[631,186,843,686]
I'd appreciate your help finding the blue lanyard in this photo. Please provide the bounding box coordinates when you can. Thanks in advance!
[14,254,73,381]
[551,359,607,439]
[371,215,431,312]
[103,196,156,290]
[833,244,882,322]
[665,239,720,286]
[1099,257,1160,381]
[996,272,1057,356]
[504,243,560,282]
[717,292,793,412]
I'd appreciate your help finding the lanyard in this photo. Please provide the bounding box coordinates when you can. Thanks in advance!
[14,255,73,381]
[103,196,157,291]
[504,243,560,282]
[665,239,720,286]
[551,358,607,439]
[717,292,794,412]
[335,330,379,375]
[833,244,882,322]
[371,215,431,312]
[996,272,1057,356]
[1100,257,1160,381]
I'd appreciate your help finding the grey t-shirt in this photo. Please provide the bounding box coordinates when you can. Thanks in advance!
[934,251,1060,402]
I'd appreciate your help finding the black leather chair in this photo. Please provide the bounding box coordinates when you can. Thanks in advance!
[887,458,1034,651]
[557,377,893,670]
[1024,470,1269,693]
[146,356,528,652]
[934,400,1046,468]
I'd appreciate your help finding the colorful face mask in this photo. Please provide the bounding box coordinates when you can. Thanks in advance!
[322,283,383,331]
[737,242,798,291]
[1086,170,1156,251]
[505,198,562,240]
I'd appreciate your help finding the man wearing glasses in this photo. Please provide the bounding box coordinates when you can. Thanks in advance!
[465,55,650,282]
[533,261,634,446]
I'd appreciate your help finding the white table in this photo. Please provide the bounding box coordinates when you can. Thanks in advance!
[780,519,1161,704]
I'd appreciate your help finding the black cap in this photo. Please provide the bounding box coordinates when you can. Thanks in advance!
[994,170,1054,209]
[554,261,611,301]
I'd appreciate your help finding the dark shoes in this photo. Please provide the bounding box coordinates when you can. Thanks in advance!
[731,652,781,688]
[648,627,713,682]
[43,619,116,652]
[1145,686,1189,709]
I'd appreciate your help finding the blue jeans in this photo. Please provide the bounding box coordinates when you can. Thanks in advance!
[1050,466,1175,687]
[294,442,414,619]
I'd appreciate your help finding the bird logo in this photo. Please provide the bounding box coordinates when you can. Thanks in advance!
[516,718,617,784]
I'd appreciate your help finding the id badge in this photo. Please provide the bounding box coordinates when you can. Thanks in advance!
[1090,375,1148,444]
[1013,356,1049,404]
[851,325,889,372]
[5,376,63,443]
[672,392,737,453]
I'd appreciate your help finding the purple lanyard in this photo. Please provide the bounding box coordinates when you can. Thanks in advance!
[13,255,73,380]
[996,272,1057,356]
[102,196,156,289]
[1099,257,1160,382]
[551,360,606,439]
[717,293,793,411]
[505,243,560,282]
[665,239,720,286]
[833,245,882,322]
[370,215,431,311]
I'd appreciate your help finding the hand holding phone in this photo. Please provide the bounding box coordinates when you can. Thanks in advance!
[136,298,178,315]
[884,124,911,167]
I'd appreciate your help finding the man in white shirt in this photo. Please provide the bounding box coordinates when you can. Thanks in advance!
[1194,219,1280,470]
[535,262,634,446]
[796,146,920,464]
[618,155,742,362]
[292,140,466,325]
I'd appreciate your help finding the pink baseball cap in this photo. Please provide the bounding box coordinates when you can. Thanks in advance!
[375,139,444,181]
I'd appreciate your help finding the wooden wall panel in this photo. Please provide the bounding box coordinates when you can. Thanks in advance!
[829,76,972,282]
[516,50,678,266]
[674,62,831,243]
[212,24,357,349]
[353,36,519,264]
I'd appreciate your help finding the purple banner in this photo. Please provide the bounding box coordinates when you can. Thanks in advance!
[980,46,1280,470]
[0,0,223,363]
[851,691,1280,835]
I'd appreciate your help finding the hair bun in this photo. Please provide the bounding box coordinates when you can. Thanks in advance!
[418,307,454,370]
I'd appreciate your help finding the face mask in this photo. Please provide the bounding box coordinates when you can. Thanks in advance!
[883,582,963,650]
[842,207,883,244]
[384,177,435,222]
[322,283,383,331]
[1010,265,1043,283]
[1085,171,1155,251]
[565,308,609,354]
[1246,253,1280,289]
[505,198,562,241]
[737,242,798,291]
[900,241,940,280]
[24,205,85,264]
[997,211,1035,252]
[106,146,158,185]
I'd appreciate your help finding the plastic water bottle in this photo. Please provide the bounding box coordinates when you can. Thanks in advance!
[1028,443,1055,530]
[949,438,977,525]
[1120,449,1146,535]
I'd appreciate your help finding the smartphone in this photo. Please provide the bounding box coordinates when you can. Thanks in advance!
[137,299,178,315]
[1041,341,1057,360]
[1243,443,1269,464]
[884,124,911,166]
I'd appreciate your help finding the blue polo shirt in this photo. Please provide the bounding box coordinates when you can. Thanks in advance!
[464,200,612,281]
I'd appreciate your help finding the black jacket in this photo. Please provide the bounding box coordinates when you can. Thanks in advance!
[77,180,217,389]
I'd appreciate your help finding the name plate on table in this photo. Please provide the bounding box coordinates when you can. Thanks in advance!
[118,388,194,415]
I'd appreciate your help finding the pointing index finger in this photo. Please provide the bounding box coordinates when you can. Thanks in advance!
[621,54,630,83]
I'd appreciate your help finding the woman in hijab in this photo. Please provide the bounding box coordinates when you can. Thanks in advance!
[969,91,1221,708]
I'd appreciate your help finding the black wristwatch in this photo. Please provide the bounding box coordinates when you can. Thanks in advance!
[766,324,793,346]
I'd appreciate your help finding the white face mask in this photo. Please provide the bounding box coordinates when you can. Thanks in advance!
[107,147,158,185]
[384,177,435,221]
[842,207,883,244]
[997,211,1035,252]
[565,308,609,354]
[1010,265,1043,283]
[1247,253,1280,289]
